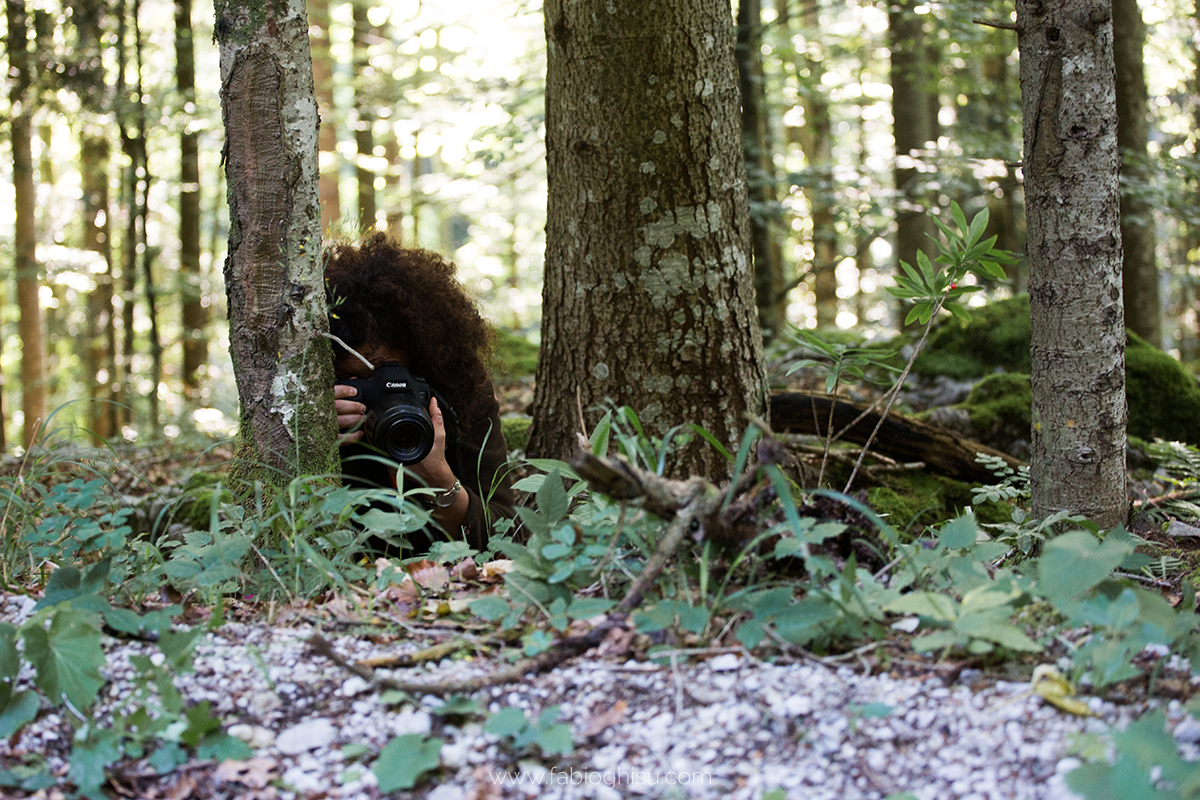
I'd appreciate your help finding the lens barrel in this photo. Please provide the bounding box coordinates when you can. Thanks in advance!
[366,405,435,465]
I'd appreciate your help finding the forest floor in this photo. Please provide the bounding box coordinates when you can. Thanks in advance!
[3,369,1200,799]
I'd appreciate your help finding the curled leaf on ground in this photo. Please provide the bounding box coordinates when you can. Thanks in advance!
[1029,665,1095,717]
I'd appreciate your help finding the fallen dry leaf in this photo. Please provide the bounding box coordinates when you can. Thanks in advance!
[582,699,628,737]
[451,559,480,581]
[408,559,450,590]
[213,758,278,789]
[480,559,514,581]
[1030,665,1095,717]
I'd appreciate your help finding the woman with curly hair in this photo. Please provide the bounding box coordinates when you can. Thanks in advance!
[325,232,514,551]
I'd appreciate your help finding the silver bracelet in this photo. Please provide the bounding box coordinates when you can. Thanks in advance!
[434,478,463,508]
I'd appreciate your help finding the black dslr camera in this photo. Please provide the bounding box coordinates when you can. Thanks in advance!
[338,362,435,465]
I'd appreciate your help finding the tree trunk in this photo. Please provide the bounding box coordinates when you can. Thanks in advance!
[82,133,118,441]
[797,0,838,329]
[1112,0,1160,347]
[177,0,207,398]
[530,0,769,480]
[131,0,163,435]
[736,0,785,337]
[889,0,936,326]
[1018,0,1127,528]
[309,0,341,232]
[216,0,341,486]
[7,0,47,450]
[352,0,377,231]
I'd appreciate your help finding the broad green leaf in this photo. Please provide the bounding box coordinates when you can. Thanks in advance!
[937,514,980,550]
[966,205,988,247]
[484,707,528,737]
[197,733,253,762]
[536,470,570,526]
[179,701,222,747]
[566,597,615,618]
[0,623,18,680]
[541,543,572,560]
[1038,531,1133,602]
[950,201,969,236]
[68,728,122,800]
[537,724,574,755]
[957,614,1040,652]
[21,608,106,709]
[470,596,512,621]
[885,592,958,622]
[0,691,38,739]
[374,734,443,792]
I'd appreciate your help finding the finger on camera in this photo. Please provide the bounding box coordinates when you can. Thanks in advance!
[334,384,359,400]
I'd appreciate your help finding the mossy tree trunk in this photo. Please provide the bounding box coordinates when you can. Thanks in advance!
[216,0,341,488]
[530,0,769,481]
[1018,0,1127,528]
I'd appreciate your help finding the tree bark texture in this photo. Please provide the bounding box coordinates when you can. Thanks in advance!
[1018,0,1127,528]
[178,0,208,397]
[217,0,340,484]
[7,0,47,450]
[531,0,769,481]
[1111,0,1160,347]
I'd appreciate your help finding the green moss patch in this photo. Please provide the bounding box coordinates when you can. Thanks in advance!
[913,295,1031,379]
[493,329,539,377]
[1125,332,1200,445]
[867,470,1012,536]
[501,415,532,452]
[960,372,1032,452]
[908,295,1200,447]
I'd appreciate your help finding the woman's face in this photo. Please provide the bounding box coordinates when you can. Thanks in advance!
[333,341,408,381]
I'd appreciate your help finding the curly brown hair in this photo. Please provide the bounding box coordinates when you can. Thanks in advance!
[324,232,495,428]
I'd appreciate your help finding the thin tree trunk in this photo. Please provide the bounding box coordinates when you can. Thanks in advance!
[1112,0,1160,347]
[310,0,341,232]
[217,0,341,485]
[7,0,47,450]
[82,134,118,440]
[177,0,207,397]
[797,0,838,329]
[131,0,163,435]
[737,0,785,336]
[889,0,936,326]
[1018,0,1127,528]
[352,0,377,231]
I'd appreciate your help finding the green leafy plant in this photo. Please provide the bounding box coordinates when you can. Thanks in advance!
[484,705,574,757]
[373,733,444,792]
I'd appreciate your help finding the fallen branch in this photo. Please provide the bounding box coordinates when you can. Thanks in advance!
[770,391,1023,484]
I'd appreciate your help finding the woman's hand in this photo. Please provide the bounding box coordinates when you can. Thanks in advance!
[407,396,454,489]
[334,384,366,444]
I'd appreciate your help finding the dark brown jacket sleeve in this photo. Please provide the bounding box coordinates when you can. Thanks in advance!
[449,391,515,551]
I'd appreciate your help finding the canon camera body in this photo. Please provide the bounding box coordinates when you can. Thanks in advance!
[338,362,435,465]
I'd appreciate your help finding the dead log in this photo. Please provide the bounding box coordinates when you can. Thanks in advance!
[769,391,1023,484]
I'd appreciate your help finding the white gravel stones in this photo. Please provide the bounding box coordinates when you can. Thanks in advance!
[0,616,1186,799]
[276,717,338,754]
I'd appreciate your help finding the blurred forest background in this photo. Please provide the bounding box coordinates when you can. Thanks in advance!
[1,0,1198,453]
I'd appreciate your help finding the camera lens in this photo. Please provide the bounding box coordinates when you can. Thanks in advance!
[366,406,435,465]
